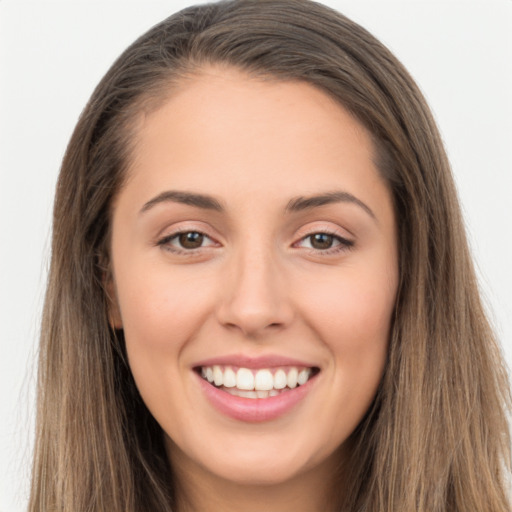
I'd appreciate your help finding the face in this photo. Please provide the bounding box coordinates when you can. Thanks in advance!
[109,67,398,492]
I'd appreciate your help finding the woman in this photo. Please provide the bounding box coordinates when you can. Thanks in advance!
[29,0,511,510]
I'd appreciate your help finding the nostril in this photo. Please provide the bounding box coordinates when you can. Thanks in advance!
[220,318,287,338]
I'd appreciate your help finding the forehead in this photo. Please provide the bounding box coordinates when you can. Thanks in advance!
[119,66,390,219]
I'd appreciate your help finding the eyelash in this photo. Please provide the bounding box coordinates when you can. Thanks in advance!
[157,229,354,257]
[294,230,354,255]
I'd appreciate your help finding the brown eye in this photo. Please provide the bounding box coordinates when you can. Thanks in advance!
[295,231,354,254]
[309,233,335,249]
[178,232,204,249]
[158,230,218,253]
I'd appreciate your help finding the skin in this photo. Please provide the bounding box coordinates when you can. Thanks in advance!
[109,67,399,512]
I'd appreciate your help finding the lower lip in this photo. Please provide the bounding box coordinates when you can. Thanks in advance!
[196,372,317,422]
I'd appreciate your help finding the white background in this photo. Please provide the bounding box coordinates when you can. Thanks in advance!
[1,1,511,510]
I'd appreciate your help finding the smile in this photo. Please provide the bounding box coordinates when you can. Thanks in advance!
[199,365,318,399]
[194,361,320,422]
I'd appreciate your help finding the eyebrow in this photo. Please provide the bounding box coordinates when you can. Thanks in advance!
[140,190,224,214]
[286,191,376,220]
[140,189,376,220]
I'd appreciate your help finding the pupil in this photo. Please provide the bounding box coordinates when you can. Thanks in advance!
[311,233,333,249]
[179,232,203,249]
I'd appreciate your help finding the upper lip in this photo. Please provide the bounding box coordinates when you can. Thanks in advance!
[193,354,319,369]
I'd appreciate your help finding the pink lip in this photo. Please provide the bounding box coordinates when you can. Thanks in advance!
[193,353,317,369]
[195,370,318,423]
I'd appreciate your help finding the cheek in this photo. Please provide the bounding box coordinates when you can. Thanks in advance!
[112,267,215,413]
[297,261,396,395]
[319,288,392,389]
[114,265,215,352]
[280,266,395,449]
[301,266,396,349]
[114,268,218,420]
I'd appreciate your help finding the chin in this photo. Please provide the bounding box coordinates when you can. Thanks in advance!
[167,430,340,489]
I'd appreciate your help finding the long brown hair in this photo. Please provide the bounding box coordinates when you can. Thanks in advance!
[29,1,511,510]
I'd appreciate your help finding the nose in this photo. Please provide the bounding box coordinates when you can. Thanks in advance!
[215,246,294,338]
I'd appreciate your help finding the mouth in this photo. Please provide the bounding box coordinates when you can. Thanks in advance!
[195,365,321,399]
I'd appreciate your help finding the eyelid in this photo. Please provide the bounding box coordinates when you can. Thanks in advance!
[294,232,353,248]
[155,222,222,254]
[293,221,353,242]
[154,220,219,241]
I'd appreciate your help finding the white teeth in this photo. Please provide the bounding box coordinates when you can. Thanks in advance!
[236,368,255,390]
[223,367,237,388]
[200,365,316,394]
[225,389,273,399]
[228,389,259,399]
[273,369,287,389]
[287,368,298,389]
[254,369,273,391]
[298,368,310,386]
[213,365,223,386]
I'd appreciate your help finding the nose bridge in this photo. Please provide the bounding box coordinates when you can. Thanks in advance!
[216,238,292,336]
